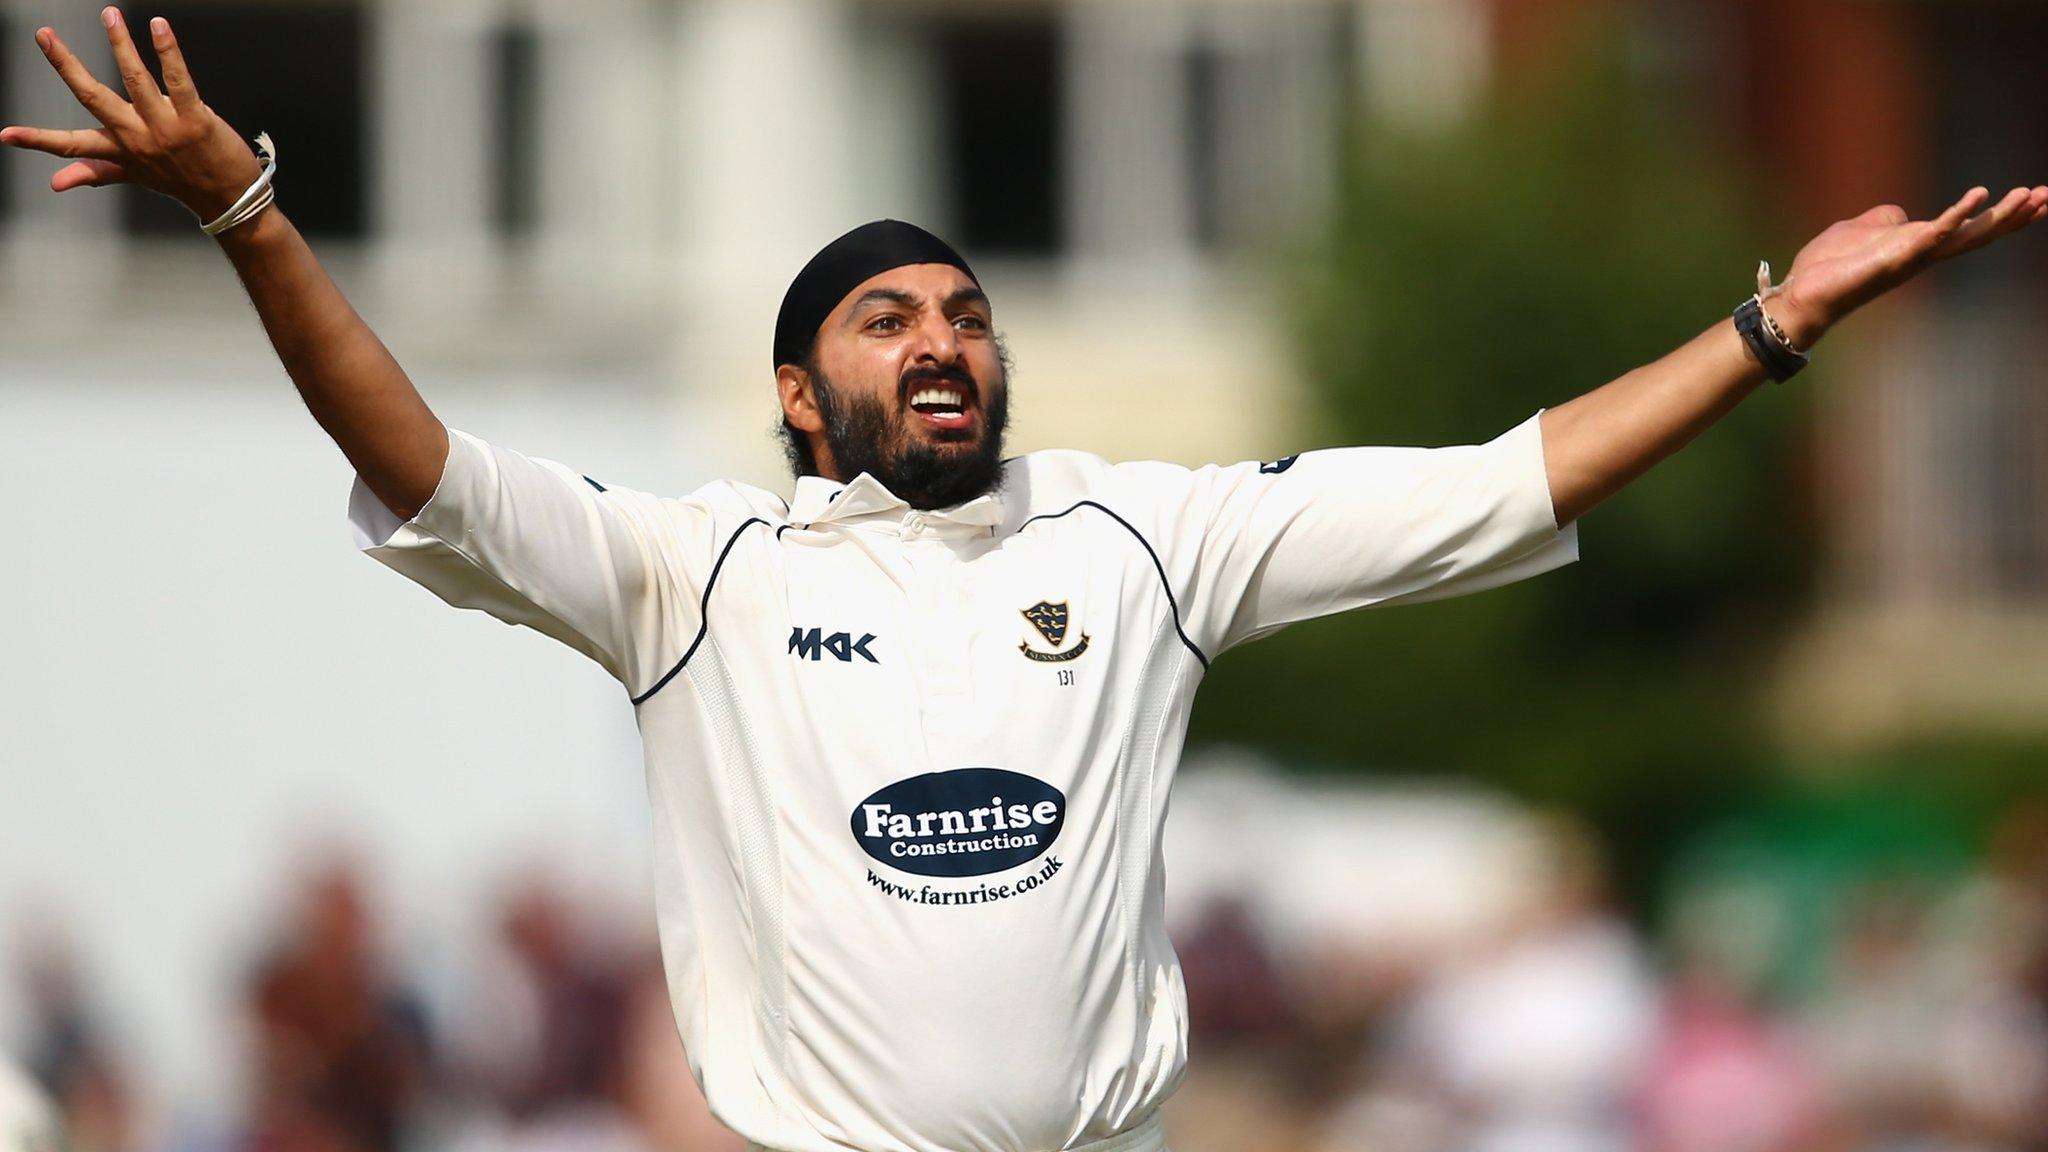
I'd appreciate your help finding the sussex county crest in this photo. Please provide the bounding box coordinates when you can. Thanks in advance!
[1020,600,1089,662]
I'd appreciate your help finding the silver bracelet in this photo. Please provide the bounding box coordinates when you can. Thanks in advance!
[201,132,277,236]
[1753,260,1806,357]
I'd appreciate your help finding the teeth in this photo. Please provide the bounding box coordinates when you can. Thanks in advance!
[910,388,964,409]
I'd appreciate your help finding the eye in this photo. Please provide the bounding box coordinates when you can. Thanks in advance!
[867,315,904,333]
[953,314,988,332]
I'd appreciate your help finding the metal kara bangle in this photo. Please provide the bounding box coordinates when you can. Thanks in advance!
[200,132,277,237]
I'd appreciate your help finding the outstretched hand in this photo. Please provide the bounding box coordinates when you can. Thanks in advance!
[1771,185,2048,348]
[0,7,261,222]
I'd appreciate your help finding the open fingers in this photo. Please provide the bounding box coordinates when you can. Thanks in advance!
[2019,186,2047,228]
[51,157,129,192]
[1993,186,2046,238]
[100,8,170,124]
[149,16,202,112]
[1943,186,2038,256]
[0,124,122,159]
[34,26,140,132]
[1899,186,1992,267]
[1928,187,1990,240]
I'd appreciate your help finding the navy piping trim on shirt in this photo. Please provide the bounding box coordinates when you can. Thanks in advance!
[632,517,772,706]
[1016,501,1210,669]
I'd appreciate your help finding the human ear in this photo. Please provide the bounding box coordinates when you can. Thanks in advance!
[777,363,825,435]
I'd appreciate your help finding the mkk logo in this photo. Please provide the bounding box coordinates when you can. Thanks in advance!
[789,627,879,664]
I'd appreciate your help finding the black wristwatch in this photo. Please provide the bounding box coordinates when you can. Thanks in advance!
[1732,295,1810,383]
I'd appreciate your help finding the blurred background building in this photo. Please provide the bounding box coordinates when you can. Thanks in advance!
[3,1,2045,1151]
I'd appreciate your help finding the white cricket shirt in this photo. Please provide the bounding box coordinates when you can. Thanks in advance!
[348,412,1578,1152]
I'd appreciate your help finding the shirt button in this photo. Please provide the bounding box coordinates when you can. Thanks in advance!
[907,514,926,534]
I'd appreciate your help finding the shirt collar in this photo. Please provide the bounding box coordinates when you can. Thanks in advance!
[788,473,1005,532]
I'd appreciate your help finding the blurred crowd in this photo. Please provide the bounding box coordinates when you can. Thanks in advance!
[8,804,2047,1152]
[8,865,741,1152]
[1171,805,2048,1152]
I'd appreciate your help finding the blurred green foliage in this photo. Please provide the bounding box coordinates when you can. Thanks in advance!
[1658,739,2048,994]
[1190,36,1815,896]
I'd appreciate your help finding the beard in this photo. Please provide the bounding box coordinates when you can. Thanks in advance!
[811,360,1010,511]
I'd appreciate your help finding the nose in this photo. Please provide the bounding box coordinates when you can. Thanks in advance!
[907,308,960,368]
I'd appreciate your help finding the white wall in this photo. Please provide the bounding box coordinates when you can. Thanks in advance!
[0,359,731,1117]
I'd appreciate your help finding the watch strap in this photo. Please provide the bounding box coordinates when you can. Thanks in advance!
[1733,295,1810,383]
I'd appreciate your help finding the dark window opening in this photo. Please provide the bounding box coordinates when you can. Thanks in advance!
[0,10,12,225]
[490,24,541,238]
[1184,43,1226,248]
[934,14,1063,256]
[1925,3,2048,594]
[1926,3,2048,304]
[118,4,365,239]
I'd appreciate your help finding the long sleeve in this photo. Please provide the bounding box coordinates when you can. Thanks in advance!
[348,428,715,695]
[1132,412,1579,655]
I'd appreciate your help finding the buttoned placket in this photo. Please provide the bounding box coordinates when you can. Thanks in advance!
[790,475,1002,753]
[901,511,978,746]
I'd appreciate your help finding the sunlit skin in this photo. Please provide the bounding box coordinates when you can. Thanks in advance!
[775,263,1006,483]
[0,8,2042,527]
[1539,184,2046,524]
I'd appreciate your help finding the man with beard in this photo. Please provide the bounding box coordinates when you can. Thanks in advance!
[7,12,2046,1152]
[772,220,1014,513]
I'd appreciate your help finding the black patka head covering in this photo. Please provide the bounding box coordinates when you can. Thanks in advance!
[773,220,979,370]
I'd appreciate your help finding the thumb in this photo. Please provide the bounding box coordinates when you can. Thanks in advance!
[52,158,128,191]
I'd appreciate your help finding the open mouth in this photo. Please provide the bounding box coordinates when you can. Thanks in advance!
[908,385,975,432]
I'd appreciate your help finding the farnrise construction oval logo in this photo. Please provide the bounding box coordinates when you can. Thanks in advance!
[851,768,1066,878]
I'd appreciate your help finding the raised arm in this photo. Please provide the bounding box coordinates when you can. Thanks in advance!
[0,9,446,519]
[1539,184,2048,526]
